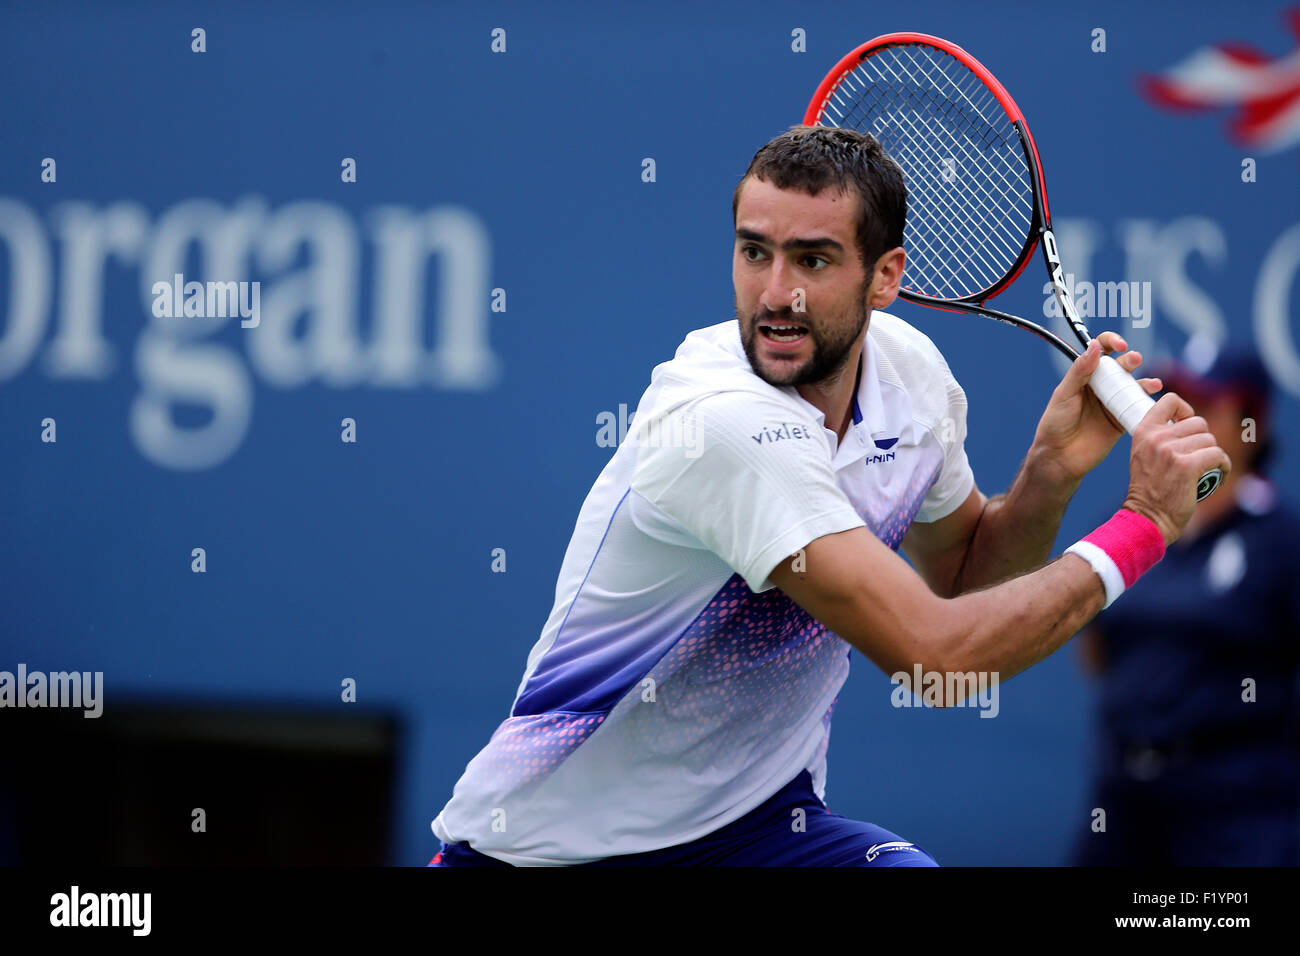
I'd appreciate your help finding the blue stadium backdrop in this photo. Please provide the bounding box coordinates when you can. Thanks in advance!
[2,0,1297,865]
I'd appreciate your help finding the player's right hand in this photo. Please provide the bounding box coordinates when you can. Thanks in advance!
[1122,392,1232,547]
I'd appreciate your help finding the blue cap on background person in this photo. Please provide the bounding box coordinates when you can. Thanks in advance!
[1149,333,1276,476]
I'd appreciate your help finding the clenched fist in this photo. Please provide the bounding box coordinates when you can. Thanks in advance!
[1122,392,1232,547]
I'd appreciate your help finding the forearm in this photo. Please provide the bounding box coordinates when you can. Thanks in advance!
[952,445,1080,594]
[935,553,1105,682]
[779,518,1135,695]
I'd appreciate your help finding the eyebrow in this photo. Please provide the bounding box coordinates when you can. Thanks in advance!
[735,227,845,253]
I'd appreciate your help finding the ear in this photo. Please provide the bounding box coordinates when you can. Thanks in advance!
[866,246,905,309]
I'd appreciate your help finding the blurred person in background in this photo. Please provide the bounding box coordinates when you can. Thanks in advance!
[1073,335,1300,866]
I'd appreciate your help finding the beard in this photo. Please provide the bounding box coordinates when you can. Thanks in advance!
[739,290,871,388]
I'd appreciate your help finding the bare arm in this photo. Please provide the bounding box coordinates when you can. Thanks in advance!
[771,390,1230,699]
[773,524,1104,685]
[905,332,1158,598]
[902,448,1079,598]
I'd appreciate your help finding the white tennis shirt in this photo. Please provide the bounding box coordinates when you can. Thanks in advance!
[432,311,975,865]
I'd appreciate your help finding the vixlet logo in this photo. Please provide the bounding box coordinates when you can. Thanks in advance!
[865,436,898,466]
[750,422,814,444]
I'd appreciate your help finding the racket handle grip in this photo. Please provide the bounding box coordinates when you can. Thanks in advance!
[1088,354,1222,502]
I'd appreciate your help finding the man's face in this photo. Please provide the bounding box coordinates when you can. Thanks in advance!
[733,177,872,388]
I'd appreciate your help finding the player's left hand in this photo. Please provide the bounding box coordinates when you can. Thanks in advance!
[1030,331,1160,485]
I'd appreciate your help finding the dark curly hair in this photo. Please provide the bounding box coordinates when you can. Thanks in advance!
[732,124,907,272]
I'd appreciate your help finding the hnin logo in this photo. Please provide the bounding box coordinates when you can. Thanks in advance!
[1140,8,1300,154]
[865,436,898,466]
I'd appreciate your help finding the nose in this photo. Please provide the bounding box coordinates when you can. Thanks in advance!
[759,257,798,317]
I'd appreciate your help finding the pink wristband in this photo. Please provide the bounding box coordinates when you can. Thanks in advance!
[1064,508,1166,608]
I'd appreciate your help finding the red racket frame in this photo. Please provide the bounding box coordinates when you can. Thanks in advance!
[803,32,1081,360]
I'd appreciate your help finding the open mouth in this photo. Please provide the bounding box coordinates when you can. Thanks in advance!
[758,322,809,343]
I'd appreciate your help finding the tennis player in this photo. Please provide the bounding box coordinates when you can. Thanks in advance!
[429,125,1230,867]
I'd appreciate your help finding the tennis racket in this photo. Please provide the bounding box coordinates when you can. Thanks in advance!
[804,32,1222,501]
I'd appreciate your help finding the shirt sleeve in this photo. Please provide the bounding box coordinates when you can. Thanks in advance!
[630,390,866,593]
[912,351,976,523]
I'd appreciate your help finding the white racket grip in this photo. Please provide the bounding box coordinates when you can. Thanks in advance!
[1088,354,1155,434]
[1087,352,1223,501]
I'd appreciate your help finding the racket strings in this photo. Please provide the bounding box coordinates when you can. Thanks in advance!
[851,53,1028,292]
[815,43,1035,301]
[877,46,1033,288]
[858,50,1025,217]
[887,49,1031,264]
[830,70,1010,287]
[826,77,1019,297]
[879,93,1020,290]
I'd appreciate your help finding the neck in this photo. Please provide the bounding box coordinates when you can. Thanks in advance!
[795,340,864,441]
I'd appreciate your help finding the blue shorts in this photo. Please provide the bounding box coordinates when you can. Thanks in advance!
[429,769,938,867]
